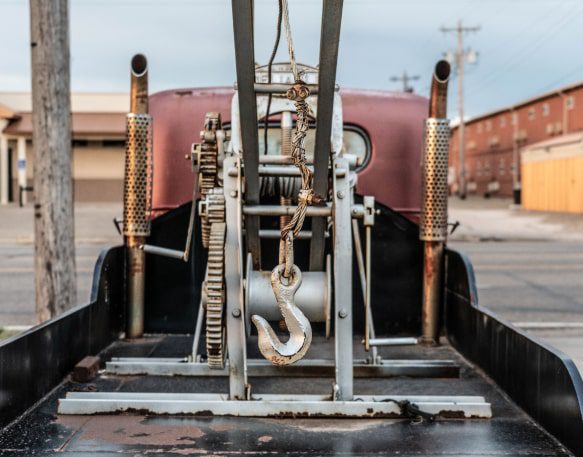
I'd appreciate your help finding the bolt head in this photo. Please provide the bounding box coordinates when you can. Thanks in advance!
[338,309,348,318]
[230,190,238,198]
[232,309,241,318]
[337,191,345,199]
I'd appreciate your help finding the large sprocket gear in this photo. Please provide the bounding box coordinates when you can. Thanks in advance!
[199,187,225,248]
[204,221,226,369]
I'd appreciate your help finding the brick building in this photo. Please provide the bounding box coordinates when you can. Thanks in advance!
[450,81,583,198]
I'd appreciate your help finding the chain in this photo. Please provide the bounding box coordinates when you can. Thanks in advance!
[279,0,318,276]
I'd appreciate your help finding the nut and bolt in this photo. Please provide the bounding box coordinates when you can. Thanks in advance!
[232,309,241,318]
[338,309,348,319]
[337,191,345,199]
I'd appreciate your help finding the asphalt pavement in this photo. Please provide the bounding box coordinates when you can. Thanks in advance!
[449,196,583,372]
[1,197,583,372]
[0,203,122,326]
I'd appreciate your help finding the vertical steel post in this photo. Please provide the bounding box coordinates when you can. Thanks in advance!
[124,54,152,338]
[333,157,353,400]
[231,0,261,269]
[224,155,248,399]
[310,0,344,271]
[420,61,450,345]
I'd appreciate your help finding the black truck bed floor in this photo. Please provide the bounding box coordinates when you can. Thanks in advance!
[0,336,571,456]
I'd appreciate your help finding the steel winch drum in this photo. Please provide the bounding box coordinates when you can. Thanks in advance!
[245,260,331,326]
[419,118,450,242]
[123,113,153,237]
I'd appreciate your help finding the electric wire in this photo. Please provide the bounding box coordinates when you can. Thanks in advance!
[263,0,283,156]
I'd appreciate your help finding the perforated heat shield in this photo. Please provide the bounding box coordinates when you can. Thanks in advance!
[123,113,153,237]
[420,118,450,241]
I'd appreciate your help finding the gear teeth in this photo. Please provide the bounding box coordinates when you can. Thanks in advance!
[200,187,225,248]
[204,221,226,369]
[195,112,223,248]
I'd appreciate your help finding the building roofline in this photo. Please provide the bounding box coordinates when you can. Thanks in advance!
[456,79,583,127]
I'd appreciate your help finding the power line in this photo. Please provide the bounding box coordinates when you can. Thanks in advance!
[441,20,480,199]
[467,1,583,98]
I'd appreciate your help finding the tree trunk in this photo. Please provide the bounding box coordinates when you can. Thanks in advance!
[30,0,76,322]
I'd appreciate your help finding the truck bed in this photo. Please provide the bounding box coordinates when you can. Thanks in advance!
[0,335,571,456]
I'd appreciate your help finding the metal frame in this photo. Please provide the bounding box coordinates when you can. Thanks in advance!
[54,2,497,423]
[310,0,344,271]
[333,157,353,399]
[58,392,491,418]
[231,0,261,268]
[223,155,248,399]
[106,357,460,378]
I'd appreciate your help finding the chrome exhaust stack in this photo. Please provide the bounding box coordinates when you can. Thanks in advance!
[420,60,451,344]
[124,54,153,338]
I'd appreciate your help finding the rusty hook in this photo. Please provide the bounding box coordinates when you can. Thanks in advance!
[251,264,312,365]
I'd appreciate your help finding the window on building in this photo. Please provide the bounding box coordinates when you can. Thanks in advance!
[477,123,483,134]
[528,107,536,120]
[485,120,492,131]
[566,96,575,110]
[542,103,550,117]
[512,113,518,125]
[102,140,126,148]
[500,116,506,128]
[72,139,89,148]
[499,158,505,175]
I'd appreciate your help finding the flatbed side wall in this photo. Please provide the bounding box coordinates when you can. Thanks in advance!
[0,247,124,429]
[445,248,583,456]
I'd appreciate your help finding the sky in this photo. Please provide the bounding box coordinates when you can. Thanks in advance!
[1,0,583,120]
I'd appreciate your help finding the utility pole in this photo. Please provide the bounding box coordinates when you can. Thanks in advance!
[441,20,479,199]
[390,71,420,93]
[30,0,77,322]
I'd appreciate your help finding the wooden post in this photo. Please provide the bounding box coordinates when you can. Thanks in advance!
[30,0,76,322]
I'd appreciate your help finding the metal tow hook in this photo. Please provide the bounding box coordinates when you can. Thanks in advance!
[251,264,312,365]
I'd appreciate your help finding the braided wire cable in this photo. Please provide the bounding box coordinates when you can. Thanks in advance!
[278,0,317,277]
[281,0,298,81]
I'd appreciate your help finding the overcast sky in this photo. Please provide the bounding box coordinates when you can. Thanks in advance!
[1,0,583,119]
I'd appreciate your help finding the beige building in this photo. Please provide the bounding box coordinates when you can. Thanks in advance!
[0,92,128,204]
[521,132,583,213]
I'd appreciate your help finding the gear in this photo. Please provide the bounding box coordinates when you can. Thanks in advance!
[205,221,226,369]
[192,112,225,248]
[199,187,226,248]
[192,112,222,199]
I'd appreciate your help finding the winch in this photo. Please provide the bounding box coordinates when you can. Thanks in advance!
[57,0,491,419]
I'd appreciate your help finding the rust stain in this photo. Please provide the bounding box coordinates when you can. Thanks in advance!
[73,416,205,446]
[258,417,393,432]
[141,448,210,455]
[209,424,232,432]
